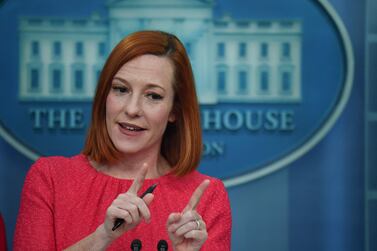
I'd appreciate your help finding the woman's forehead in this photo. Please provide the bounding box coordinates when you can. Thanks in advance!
[114,55,175,89]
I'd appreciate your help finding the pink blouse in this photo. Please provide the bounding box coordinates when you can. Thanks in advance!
[14,154,232,250]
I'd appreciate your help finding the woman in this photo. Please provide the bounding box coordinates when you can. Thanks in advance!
[14,31,231,250]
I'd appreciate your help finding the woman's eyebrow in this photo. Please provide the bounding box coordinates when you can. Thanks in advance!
[112,76,128,84]
[114,76,165,90]
[144,83,166,91]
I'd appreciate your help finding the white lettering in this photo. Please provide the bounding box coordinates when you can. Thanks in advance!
[29,108,85,130]
[203,141,225,157]
[201,109,295,132]
[202,110,222,130]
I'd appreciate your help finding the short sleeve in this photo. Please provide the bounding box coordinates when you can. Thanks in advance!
[13,158,56,251]
[200,179,232,251]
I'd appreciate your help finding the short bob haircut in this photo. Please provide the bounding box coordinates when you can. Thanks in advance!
[82,30,202,177]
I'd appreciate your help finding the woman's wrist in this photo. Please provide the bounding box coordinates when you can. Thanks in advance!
[94,224,114,249]
[63,224,114,251]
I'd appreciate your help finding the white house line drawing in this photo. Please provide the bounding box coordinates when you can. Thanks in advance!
[18,0,302,104]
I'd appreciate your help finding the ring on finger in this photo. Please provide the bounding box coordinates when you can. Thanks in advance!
[195,219,200,230]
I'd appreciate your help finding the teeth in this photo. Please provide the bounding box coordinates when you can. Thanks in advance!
[120,123,142,131]
[126,126,137,131]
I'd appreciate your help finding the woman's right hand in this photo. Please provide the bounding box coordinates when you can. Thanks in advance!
[63,165,154,251]
[101,164,154,240]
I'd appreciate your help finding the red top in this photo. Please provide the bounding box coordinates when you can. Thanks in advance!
[0,213,7,251]
[14,154,232,250]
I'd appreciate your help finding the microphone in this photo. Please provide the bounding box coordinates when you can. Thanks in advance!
[131,239,142,251]
[157,240,168,251]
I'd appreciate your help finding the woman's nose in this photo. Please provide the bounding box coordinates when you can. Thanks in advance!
[123,94,142,117]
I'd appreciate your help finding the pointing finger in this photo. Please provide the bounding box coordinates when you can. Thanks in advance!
[128,163,148,194]
[183,179,210,213]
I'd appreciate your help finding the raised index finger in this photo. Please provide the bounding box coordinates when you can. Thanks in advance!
[128,163,148,195]
[183,179,210,213]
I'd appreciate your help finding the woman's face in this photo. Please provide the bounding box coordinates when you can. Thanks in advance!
[106,54,175,156]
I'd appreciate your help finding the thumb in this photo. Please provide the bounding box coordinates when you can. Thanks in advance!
[143,193,154,206]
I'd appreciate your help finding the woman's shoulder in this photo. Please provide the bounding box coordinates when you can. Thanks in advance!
[185,171,231,217]
[189,170,225,185]
[31,153,85,168]
[177,170,227,195]
[28,154,90,179]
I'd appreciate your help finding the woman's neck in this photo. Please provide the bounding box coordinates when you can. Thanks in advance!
[91,152,171,180]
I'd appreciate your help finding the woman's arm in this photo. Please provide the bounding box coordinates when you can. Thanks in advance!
[14,160,154,251]
[201,179,232,251]
[64,164,154,250]
[63,224,111,251]
[14,159,56,250]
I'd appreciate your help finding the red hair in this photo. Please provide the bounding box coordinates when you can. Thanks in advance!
[82,30,202,176]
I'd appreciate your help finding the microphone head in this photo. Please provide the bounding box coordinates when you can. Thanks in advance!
[131,239,142,250]
[157,240,168,250]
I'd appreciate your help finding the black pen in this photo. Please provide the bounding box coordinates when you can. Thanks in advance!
[112,183,158,231]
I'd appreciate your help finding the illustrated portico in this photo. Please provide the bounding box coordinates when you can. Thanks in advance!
[18,0,302,104]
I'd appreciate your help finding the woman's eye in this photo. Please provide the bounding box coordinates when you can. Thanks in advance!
[147,93,163,100]
[112,86,128,93]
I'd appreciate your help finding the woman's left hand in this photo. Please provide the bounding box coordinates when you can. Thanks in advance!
[166,180,210,251]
